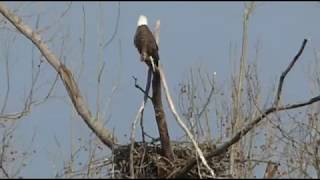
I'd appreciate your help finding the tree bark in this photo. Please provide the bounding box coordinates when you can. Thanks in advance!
[151,69,174,161]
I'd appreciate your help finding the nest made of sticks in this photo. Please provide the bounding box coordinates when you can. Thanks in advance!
[111,141,231,179]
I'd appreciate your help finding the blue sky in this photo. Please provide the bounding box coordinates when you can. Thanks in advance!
[0,1,319,178]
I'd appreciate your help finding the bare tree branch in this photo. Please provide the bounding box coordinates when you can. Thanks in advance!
[274,39,308,107]
[77,4,86,81]
[132,76,152,100]
[159,65,216,178]
[0,3,117,149]
[171,94,320,178]
[198,78,215,119]
[102,2,120,49]
[0,38,11,115]
[130,68,152,178]
[170,39,316,178]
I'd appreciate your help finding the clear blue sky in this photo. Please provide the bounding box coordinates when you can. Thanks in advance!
[0,1,319,178]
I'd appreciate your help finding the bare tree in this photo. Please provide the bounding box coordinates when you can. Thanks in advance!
[0,2,319,179]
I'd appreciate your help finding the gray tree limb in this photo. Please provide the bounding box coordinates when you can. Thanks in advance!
[0,3,117,149]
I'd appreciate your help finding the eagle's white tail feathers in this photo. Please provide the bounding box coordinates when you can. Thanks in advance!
[149,56,156,72]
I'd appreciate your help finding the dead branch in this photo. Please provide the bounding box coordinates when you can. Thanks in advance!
[198,78,215,119]
[274,39,308,107]
[159,66,216,178]
[0,55,42,122]
[130,68,152,178]
[102,2,120,49]
[0,3,116,149]
[1,40,10,115]
[133,76,152,100]
[154,20,160,46]
[170,39,318,178]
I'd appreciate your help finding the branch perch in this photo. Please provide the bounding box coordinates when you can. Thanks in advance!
[151,67,175,161]
[148,19,175,161]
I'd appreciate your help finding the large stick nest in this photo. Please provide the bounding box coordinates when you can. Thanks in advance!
[111,141,231,178]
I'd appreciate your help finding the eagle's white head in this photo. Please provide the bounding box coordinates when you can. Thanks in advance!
[137,15,148,26]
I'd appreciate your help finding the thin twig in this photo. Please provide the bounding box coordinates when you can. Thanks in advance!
[77,4,86,81]
[0,39,11,115]
[132,76,152,100]
[198,78,215,119]
[36,2,72,34]
[0,45,42,121]
[35,72,59,106]
[103,2,120,49]
[96,61,106,119]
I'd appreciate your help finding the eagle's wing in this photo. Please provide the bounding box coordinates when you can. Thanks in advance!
[134,25,159,68]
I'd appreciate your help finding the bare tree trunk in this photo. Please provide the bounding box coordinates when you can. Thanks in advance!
[151,69,174,161]
[150,19,174,161]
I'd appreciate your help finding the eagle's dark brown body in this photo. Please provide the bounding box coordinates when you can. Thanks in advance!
[134,25,159,67]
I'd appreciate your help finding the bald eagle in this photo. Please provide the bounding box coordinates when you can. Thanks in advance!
[134,15,159,72]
